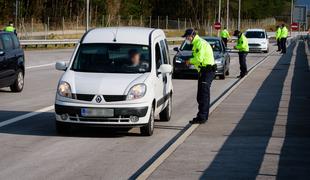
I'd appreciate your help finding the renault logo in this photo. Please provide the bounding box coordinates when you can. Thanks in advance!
[95,95,102,103]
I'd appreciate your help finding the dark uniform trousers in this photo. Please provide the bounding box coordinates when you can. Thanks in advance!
[238,52,248,77]
[277,39,281,51]
[197,67,215,120]
[222,38,228,47]
[281,38,287,53]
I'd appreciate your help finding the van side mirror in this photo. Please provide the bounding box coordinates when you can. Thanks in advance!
[55,61,67,71]
[158,64,172,74]
[0,50,5,56]
[173,47,179,52]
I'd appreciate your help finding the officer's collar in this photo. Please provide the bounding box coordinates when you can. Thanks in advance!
[192,35,200,43]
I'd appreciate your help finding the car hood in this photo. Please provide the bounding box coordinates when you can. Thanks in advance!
[247,38,267,44]
[62,71,150,95]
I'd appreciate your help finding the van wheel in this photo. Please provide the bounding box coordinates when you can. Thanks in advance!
[159,95,172,121]
[10,69,24,92]
[55,121,71,135]
[140,107,154,136]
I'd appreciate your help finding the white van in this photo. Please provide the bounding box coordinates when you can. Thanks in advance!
[245,29,269,53]
[54,27,173,136]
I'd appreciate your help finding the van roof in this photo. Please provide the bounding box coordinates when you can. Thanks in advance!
[245,29,266,32]
[81,27,161,45]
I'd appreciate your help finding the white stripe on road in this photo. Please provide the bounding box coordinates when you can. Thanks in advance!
[0,106,54,128]
[26,63,55,70]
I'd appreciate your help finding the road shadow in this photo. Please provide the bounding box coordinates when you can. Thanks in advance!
[276,40,310,179]
[0,110,141,138]
[199,41,298,179]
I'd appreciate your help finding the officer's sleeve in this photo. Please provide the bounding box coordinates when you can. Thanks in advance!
[190,41,204,64]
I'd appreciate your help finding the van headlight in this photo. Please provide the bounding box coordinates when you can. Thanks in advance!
[57,81,72,98]
[127,84,146,100]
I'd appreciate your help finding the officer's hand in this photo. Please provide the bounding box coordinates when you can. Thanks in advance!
[185,60,190,66]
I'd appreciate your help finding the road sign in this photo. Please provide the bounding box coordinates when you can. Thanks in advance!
[214,22,221,30]
[291,22,299,31]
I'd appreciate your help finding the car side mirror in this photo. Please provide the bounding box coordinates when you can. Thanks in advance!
[55,61,67,71]
[173,47,179,52]
[0,50,5,56]
[158,64,172,74]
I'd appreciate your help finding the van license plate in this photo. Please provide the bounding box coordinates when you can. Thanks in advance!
[81,108,114,117]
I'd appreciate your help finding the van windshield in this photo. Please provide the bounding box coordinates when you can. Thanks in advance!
[71,44,151,73]
[245,31,266,39]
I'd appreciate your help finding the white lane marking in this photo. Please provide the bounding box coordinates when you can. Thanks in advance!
[26,63,55,70]
[136,48,279,180]
[0,106,54,128]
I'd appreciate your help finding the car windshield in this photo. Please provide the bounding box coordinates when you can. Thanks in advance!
[205,39,222,52]
[71,44,150,73]
[180,38,222,52]
[245,31,266,38]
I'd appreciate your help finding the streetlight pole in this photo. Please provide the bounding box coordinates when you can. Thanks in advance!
[218,0,221,23]
[238,0,241,30]
[290,0,294,36]
[226,0,229,29]
[15,0,18,27]
[86,0,90,31]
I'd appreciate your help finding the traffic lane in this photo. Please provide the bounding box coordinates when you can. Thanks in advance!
[24,48,74,67]
[0,49,275,179]
[0,66,62,121]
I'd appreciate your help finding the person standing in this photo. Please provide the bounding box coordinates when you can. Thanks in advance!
[182,29,216,124]
[3,21,17,36]
[234,30,249,78]
[276,25,282,52]
[220,27,230,47]
[280,24,288,54]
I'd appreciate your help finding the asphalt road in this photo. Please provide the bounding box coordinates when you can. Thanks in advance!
[0,45,277,179]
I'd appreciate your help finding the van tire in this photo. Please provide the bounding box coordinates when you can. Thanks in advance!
[159,95,172,121]
[140,107,154,136]
[10,69,24,92]
[55,121,71,135]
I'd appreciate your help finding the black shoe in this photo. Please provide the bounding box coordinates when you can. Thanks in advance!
[190,117,207,124]
[276,50,281,52]
[237,75,244,79]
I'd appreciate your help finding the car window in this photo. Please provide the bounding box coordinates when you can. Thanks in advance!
[11,34,20,49]
[205,39,222,52]
[155,43,162,69]
[71,44,150,73]
[160,40,168,64]
[245,31,265,39]
[1,34,14,50]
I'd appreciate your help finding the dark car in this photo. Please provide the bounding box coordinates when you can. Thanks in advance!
[0,31,25,92]
[173,37,230,79]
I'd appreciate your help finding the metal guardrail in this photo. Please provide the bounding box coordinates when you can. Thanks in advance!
[20,37,184,47]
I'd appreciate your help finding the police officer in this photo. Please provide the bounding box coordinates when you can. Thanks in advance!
[220,27,230,47]
[276,25,282,52]
[280,24,288,54]
[3,21,17,35]
[183,29,216,124]
[234,30,249,78]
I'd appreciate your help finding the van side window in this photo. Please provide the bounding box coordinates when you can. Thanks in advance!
[164,39,171,64]
[11,34,20,49]
[1,34,14,50]
[155,43,162,69]
[160,40,168,64]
